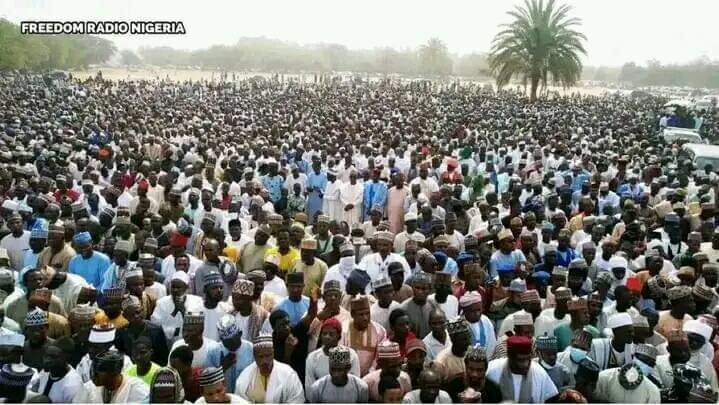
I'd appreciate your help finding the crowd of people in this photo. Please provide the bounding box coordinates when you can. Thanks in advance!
[0,70,717,403]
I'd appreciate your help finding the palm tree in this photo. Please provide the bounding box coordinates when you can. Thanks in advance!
[488,0,586,102]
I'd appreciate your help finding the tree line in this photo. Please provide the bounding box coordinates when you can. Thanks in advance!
[0,19,116,70]
[135,36,489,77]
[618,58,719,89]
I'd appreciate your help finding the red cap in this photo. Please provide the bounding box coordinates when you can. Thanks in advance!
[626,277,642,294]
[170,233,188,248]
[321,317,342,334]
[507,336,533,355]
[138,179,149,191]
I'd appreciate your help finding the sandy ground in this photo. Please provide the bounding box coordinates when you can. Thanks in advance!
[71,67,615,96]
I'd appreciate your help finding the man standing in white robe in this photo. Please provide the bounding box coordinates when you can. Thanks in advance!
[486,335,558,403]
[323,170,343,223]
[234,336,305,403]
[339,171,363,226]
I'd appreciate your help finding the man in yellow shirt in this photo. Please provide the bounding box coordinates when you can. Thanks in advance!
[265,228,300,278]
[289,238,328,296]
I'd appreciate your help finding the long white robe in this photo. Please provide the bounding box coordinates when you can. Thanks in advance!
[150,294,204,342]
[72,376,149,403]
[234,361,305,404]
[485,358,558,403]
[339,182,363,226]
[594,367,660,403]
[323,180,343,223]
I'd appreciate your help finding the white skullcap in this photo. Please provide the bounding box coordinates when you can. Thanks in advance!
[608,256,628,270]
[607,313,633,330]
[684,319,713,341]
[171,271,190,285]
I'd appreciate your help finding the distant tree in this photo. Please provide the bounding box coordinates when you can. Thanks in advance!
[419,38,453,76]
[120,50,142,66]
[488,0,587,101]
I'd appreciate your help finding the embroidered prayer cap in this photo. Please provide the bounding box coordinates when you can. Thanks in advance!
[349,295,370,311]
[595,271,614,287]
[25,308,48,327]
[323,280,342,294]
[138,253,155,266]
[30,287,51,303]
[233,279,254,296]
[0,363,34,387]
[693,284,715,302]
[536,334,558,352]
[217,314,241,340]
[554,286,572,301]
[667,329,689,344]
[203,271,224,287]
[102,286,124,301]
[314,214,331,225]
[677,266,696,280]
[267,214,283,225]
[520,289,541,303]
[464,346,487,363]
[144,238,158,249]
[198,366,225,387]
[632,314,649,328]
[683,319,713,341]
[375,231,395,243]
[667,285,692,302]
[459,291,482,308]
[410,271,432,286]
[508,278,527,293]
[73,231,92,244]
[571,328,593,348]
[433,235,450,247]
[446,317,470,336]
[253,334,274,351]
[404,212,418,222]
[634,343,658,361]
[607,313,633,330]
[183,311,205,326]
[124,269,143,280]
[114,240,132,254]
[372,276,392,291]
[151,367,184,401]
[201,213,217,226]
[647,276,666,296]
[552,266,568,278]
[349,269,372,288]
[567,297,588,312]
[506,336,532,355]
[89,323,116,343]
[70,304,97,323]
[171,271,190,286]
[121,295,141,311]
[406,339,427,355]
[328,345,352,368]
[513,312,534,327]
[300,238,317,250]
[286,271,304,285]
[115,216,132,226]
[0,333,24,347]
[264,253,280,266]
[377,341,401,360]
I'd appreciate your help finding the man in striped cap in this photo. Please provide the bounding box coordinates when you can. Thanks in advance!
[234,335,305,403]
[536,334,572,391]
[436,317,471,390]
[201,271,231,342]
[462,346,503,403]
[196,366,246,403]
[169,311,221,369]
[23,308,52,370]
[340,294,387,377]
[228,278,269,342]
[206,314,254,393]
[23,226,47,269]
[362,341,412,401]
[0,363,34,402]
[308,345,368,403]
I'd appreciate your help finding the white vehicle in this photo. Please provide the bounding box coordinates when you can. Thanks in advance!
[682,143,719,170]
[661,126,704,144]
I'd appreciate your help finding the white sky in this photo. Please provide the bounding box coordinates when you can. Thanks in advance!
[3,0,718,66]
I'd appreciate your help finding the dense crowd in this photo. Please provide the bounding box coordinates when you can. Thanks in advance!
[0,70,717,403]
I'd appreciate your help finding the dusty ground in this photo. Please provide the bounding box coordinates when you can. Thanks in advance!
[71,67,616,97]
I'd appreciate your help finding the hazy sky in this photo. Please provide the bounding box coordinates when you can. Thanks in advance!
[3,0,718,66]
